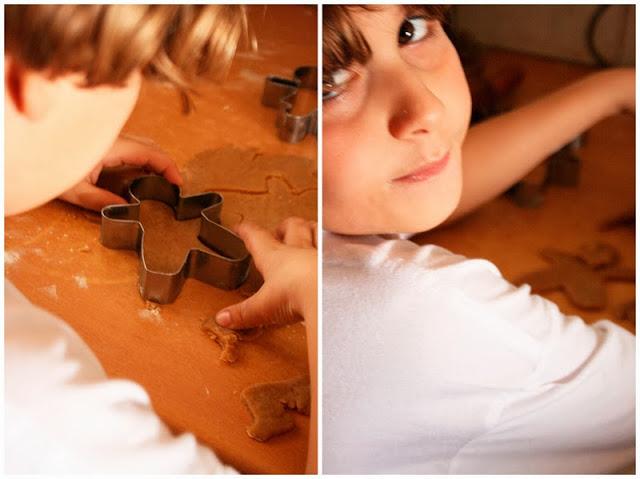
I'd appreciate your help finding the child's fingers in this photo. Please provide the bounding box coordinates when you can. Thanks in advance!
[215,288,277,330]
[275,217,315,248]
[97,137,183,185]
[60,183,127,211]
[100,153,183,186]
[234,222,281,273]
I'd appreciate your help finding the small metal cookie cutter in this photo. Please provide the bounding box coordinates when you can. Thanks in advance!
[262,66,317,143]
[100,175,251,304]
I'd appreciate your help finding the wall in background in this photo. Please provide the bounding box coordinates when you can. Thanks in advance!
[452,5,635,66]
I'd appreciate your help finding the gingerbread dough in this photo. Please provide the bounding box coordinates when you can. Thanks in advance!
[181,148,317,231]
[201,316,262,363]
[182,147,316,195]
[138,200,214,272]
[617,300,636,324]
[515,242,635,310]
[241,375,310,442]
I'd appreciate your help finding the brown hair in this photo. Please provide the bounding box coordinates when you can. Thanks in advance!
[323,5,449,75]
[5,5,247,92]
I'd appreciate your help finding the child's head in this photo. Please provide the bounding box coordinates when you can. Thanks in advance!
[5,5,246,215]
[323,5,471,235]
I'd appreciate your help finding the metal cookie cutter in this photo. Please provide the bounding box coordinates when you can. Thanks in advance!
[100,175,251,304]
[262,66,317,143]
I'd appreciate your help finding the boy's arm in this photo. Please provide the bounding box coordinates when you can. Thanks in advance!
[215,218,318,473]
[449,68,634,223]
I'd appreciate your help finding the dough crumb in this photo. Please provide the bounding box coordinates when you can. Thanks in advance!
[242,375,311,442]
[5,251,20,265]
[73,275,88,289]
[78,244,91,253]
[201,316,262,364]
[41,285,58,300]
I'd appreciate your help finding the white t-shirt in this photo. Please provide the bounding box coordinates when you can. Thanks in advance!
[5,281,236,474]
[323,232,635,474]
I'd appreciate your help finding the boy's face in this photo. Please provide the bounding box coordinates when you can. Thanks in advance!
[5,66,141,215]
[323,6,471,235]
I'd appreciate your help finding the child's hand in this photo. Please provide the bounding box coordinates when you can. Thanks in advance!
[215,217,317,330]
[59,135,183,211]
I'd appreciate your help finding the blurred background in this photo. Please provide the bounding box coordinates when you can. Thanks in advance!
[451,5,634,67]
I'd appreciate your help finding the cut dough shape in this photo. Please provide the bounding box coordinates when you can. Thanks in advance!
[241,375,310,442]
[515,242,635,310]
[577,241,619,268]
[617,300,635,324]
[138,200,213,272]
[201,316,262,363]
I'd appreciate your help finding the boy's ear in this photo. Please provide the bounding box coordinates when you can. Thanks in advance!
[5,56,54,121]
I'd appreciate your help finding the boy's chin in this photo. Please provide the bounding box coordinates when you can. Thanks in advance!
[324,194,460,236]
[325,211,454,237]
[384,202,458,236]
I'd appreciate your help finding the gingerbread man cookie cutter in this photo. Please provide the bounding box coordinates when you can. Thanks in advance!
[262,66,317,143]
[100,175,251,304]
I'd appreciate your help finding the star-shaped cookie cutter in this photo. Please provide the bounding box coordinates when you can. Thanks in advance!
[100,175,251,304]
[262,66,317,143]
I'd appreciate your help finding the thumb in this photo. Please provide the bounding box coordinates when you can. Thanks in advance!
[215,287,275,330]
[235,221,281,273]
[61,183,127,211]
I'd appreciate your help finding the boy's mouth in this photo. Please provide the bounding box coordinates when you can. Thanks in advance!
[392,151,450,183]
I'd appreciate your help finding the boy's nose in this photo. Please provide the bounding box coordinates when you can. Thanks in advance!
[387,70,445,141]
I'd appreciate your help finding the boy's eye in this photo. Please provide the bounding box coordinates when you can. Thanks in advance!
[398,16,430,45]
[323,68,354,101]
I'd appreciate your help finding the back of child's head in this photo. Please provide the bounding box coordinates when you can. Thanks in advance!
[4,5,248,217]
[5,5,247,91]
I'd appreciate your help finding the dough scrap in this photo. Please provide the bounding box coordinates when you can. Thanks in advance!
[577,241,619,268]
[201,316,262,363]
[617,300,636,324]
[241,375,310,442]
[515,242,635,310]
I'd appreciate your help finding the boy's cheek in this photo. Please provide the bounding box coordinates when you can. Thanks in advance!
[5,71,143,215]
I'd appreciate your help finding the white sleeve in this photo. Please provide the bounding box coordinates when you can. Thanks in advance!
[5,281,237,474]
[440,258,635,474]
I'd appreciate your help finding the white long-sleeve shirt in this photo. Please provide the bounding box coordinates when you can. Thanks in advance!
[323,232,635,474]
[5,281,236,474]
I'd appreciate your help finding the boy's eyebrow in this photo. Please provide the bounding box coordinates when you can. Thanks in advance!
[322,5,449,76]
[404,5,448,19]
[322,6,371,76]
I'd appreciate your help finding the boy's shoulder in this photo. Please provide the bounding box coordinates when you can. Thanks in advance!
[323,231,501,280]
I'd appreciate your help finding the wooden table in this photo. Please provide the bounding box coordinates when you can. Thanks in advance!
[5,5,317,474]
[415,49,635,334]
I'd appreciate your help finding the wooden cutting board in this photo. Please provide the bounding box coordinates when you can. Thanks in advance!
[4,5,317,474]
